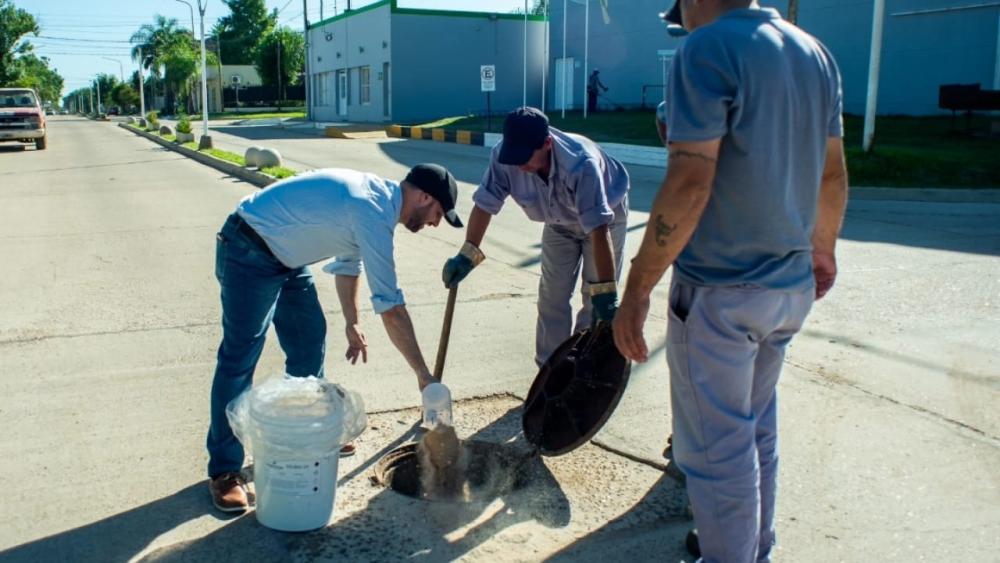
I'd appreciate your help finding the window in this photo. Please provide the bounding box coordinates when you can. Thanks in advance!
[360,66,370,105]
[313,72,333,106]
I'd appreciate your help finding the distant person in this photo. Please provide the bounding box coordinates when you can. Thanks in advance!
[441,107,631,367]
[614,1,847,562]
[207,164,463,513]
[587,69,609,113]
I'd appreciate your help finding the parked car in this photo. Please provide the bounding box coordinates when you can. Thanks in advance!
[0,88,46,150]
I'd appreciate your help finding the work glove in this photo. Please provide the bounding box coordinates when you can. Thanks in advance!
[590,281,618,326]
[442,242,485,288]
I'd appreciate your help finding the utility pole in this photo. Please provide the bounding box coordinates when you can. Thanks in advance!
[277,37,283,104]
[96,78,102,114]
[862,0,885,153]
[139,48,146,117]
[303,0,311,122]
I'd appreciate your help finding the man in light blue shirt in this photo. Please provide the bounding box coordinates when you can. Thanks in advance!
[615,2,848,562]
[207,164,463,513]
[442,107,631,367]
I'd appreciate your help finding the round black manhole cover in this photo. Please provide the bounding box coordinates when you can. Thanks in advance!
[372,440,537,503]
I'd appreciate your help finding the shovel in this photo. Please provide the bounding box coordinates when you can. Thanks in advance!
[432,286,458,381]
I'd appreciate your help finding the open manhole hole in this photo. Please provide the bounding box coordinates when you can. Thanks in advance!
[374,326,631,503]
[372,440,538,503]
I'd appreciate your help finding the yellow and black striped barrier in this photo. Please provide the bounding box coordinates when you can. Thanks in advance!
[385,125,486,146]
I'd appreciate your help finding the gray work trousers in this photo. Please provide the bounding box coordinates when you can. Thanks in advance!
[667,281,814,563]
[535,205,628,367]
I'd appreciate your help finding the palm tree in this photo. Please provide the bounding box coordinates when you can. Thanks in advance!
[130,15,189,113]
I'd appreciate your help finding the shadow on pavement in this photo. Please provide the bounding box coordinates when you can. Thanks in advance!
[0,482,234,563]
[544,471,692,563]
[128,406,571,562]
[209,125,321,142]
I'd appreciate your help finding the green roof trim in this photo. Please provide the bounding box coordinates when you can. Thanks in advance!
[309,0,391,29]
[392,7,546,22]
[308,0,545,29]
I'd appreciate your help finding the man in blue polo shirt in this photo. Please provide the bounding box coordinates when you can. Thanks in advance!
[442,107,630,367]
[207,164,463,513]
[614,1,848,561]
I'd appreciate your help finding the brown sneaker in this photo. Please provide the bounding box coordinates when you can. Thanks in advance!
[209,472,253,513]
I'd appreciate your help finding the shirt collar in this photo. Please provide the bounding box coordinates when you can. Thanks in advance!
[719,7,782,21]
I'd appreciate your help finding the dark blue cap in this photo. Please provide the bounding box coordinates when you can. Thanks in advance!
[660,1,681,25]
[404,163,463,227]
[498,106,550,166]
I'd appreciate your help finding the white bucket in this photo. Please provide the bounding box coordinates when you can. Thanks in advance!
[226,376,367,533]
[254,454,339,532]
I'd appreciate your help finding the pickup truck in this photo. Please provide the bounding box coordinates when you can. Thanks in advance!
[0,88,47,150]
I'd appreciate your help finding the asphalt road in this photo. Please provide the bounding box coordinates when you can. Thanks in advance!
[0,116,997,561]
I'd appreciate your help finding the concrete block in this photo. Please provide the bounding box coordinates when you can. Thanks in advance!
[244,146,264,167]
[257,148,282,169]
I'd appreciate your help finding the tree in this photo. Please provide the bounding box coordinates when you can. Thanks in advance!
[214,0,276,65]
[131,15,218,114]
[531,0,549,16]
[130,15,188,77]
[12,54,64,104]
[111,82,140,112]
[93,73,119,111]
[254,27,304,95]
[0,0,40,85]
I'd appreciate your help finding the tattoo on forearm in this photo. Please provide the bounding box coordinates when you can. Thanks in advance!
[654,215,675,247]
[669,149,717,164]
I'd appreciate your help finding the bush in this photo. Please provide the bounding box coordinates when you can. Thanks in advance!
[176,115,192,134]
[146,111,159,127]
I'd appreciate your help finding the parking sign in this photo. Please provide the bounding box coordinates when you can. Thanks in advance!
[481,65,496,92]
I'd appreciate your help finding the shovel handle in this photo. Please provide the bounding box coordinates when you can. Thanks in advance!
[433,286,458,381]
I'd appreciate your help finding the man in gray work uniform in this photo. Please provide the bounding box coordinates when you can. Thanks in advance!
[614,1,848,561]
[442,107,630,367]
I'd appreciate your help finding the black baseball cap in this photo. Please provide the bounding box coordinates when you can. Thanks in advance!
[498,106,550,166]
[660,1,681,25]
[404,163,463,228]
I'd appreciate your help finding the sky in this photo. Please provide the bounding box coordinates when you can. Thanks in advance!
[14,0,536,97]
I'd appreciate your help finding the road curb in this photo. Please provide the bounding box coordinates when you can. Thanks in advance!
[386,124,486,146]
[118,123,277,188]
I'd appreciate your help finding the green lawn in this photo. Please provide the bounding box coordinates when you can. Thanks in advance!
[208,109,305,121]
[409,111,999,188]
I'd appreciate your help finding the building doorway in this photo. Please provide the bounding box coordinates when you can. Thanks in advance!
[554,57,574,110]
[337,70,347,116]
[382,62,390,119]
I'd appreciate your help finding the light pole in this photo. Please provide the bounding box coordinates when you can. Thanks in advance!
[175,0,212,148]
[102,57,124,82]
[175,0,195,33]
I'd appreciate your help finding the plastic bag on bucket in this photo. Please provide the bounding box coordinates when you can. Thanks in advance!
[226,375,367,459]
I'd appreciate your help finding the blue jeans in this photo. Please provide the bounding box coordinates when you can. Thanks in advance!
[207,214,327,478]
[667,282,813,563]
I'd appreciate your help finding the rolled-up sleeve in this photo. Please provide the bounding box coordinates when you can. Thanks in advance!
[573,159,613,233]
[355,212,405,314]
[322,256,362,277]
[471,147,511,215]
